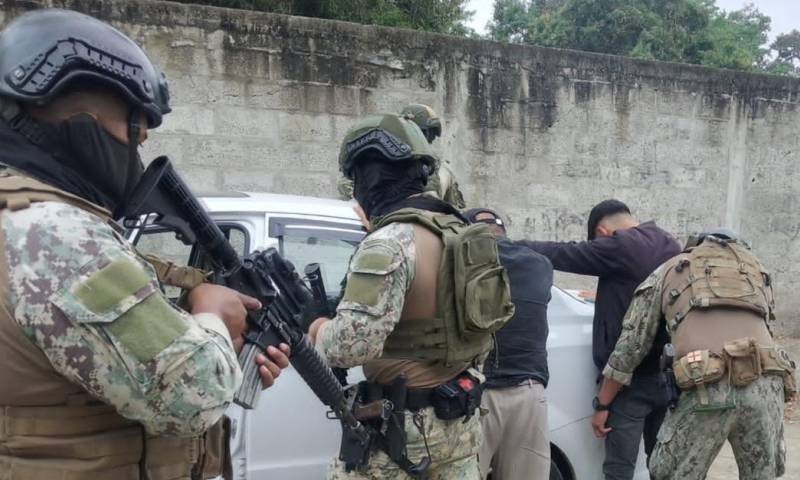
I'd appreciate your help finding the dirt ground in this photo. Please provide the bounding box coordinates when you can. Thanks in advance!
[707,337,800,479]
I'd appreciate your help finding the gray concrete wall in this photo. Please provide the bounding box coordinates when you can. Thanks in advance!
[3,0,800,335]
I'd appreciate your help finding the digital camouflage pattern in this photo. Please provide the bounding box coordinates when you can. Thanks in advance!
[602,253,787,479]
[319,220,483,478]
[650,375,785,480]
[336,162,466,209]
[327,406,482,480]
[4,201,241,435]
[318,221,414,367]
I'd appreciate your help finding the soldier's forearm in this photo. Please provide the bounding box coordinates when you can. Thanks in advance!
[317,310,391,368]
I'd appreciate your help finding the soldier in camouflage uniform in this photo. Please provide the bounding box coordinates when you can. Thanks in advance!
[592,229,796,480]
[337,104,466,209]
[0,10,288,479]
[310,114,513,479]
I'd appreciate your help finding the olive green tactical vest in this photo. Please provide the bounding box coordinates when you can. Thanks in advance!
[0,172,228,480]
[373,208,514,365]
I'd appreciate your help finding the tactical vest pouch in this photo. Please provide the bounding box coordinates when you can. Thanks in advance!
[722,338,761,387]
[373,209,514,364]
[760,346,798,401]
[431,369,484,421]
[455,235,512,337]
[665,240,773,329]
[673,350,726,390]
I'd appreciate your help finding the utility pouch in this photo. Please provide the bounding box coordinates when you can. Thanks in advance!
[673,350,726,390]
[340,384,377,472]
[760,346,798,401]
[660,343,680,409]
[722,338,760,387]
[432,370,483,421]
[339,424,374,472]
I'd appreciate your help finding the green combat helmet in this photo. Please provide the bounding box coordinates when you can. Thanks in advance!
[399,104,442,144]
[339,114,438,180]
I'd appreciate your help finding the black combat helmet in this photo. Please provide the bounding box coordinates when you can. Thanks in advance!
[0,9,170,127]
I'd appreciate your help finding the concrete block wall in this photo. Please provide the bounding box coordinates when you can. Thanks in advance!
[3,0,800,335]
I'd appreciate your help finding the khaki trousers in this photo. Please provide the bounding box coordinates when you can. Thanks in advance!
[479,380,550,480]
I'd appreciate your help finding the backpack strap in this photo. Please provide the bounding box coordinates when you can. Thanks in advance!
[0,170,111,220]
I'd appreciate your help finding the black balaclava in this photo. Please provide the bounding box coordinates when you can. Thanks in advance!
[351,152,427,219]
[0,111,143,216]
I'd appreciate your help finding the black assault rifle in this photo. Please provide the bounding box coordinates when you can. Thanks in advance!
[122,156,370,450]
[304,263,348,386]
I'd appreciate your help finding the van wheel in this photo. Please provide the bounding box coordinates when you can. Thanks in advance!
[549,460,565,480]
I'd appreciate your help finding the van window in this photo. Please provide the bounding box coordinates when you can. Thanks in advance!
[270,219,364,296]
[282,235,359,295]
[135,224,249,298]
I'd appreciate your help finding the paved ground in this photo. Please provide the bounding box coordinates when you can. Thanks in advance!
[707,337,800,479]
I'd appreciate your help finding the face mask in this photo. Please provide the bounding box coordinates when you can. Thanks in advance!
[351,155,427,219]
[51,113,144,214]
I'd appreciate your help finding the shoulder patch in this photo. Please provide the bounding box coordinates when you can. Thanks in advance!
[54,257,158,322]
[351,242,401,275]
[52,255,188,364]
[107,295,188,363]
[342,239,405,314]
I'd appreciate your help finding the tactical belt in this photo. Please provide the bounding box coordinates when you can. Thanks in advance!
[341,373,483,479]
[362,383,435,410]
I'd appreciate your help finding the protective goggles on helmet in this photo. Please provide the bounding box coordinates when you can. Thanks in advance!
[473,217,505,227]
[342,128,413,178]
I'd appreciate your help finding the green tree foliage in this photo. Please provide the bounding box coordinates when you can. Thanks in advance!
[701,3,771,71]
[764,30,800,76]
[488,0,781,73]
[177,0,474,35]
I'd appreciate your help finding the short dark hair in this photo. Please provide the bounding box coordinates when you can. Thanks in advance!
[587,199,631,240]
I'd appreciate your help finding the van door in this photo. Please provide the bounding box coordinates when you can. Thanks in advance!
[233,216,365,480]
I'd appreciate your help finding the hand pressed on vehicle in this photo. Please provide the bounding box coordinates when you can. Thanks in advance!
[592,410,612,438]
[257,344,291,389]
[187,283,262,351]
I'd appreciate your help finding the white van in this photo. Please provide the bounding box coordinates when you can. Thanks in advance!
[133,192,648,480]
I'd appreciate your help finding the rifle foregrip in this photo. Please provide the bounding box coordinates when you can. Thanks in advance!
[234,335,346,412]
[290,336,346,408]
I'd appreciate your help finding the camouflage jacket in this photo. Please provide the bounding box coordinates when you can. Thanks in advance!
[4,201,242,435]
[317,221,415,367]
[602,263,668,386]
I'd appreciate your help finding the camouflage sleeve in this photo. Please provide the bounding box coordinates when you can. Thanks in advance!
[438,165,466,209]
[317,223,415,368]
[603,265,667,385]
[3,202,241,436]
